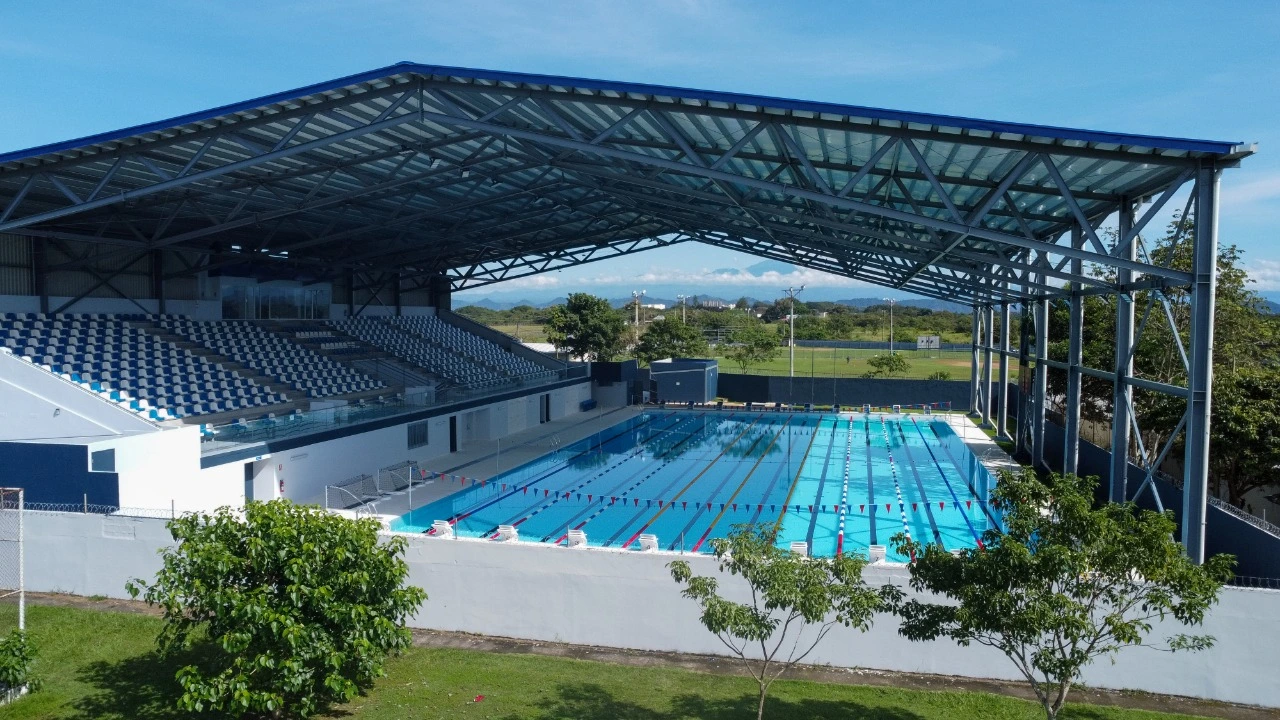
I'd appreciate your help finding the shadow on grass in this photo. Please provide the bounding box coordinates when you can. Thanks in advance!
[503,682,930,720]
[71,645,202,720]
[70,644,352,720]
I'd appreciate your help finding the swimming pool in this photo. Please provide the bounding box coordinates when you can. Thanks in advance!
[390,411,1001,561]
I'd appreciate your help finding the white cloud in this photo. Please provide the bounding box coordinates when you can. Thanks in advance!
[618,265,877,288]
[1222,173,1280,211]
[1249,259,1280,291]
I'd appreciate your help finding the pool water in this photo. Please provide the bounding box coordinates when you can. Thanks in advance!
[390,411,1000,561]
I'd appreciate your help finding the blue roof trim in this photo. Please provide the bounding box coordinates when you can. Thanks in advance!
[0,61,1244,164]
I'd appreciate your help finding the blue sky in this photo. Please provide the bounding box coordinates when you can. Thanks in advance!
[2,0,1277,303]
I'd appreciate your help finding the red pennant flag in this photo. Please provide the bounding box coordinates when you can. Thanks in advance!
[886,503,892,512]
[808,505,814,513]
[564,492,571,499]
[611,497,617,504]
[502,484,507,491]
[634,498,640,506]
[587,494,592,502]
[912,503,917,511]
[682,501,688,510]
[966,500,972,508]
[732,503,738,511]
[708,503,713,510]
[545,489,550,497]
[940,501,945,510]
[834,504,840,513]
[757,504,763,512]
[658,500,664,508]
[480,479,485,487]
[420,469,426,478]
[523,486,528,495]
[859,504,865,512]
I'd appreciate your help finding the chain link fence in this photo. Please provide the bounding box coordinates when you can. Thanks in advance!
[0,489,23,633]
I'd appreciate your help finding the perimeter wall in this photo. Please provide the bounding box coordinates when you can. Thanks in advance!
[21,510,1280,709]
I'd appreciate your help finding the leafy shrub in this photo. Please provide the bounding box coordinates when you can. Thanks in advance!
[926,370,952,381]
[0,630,35,692]
[127,500,426,718]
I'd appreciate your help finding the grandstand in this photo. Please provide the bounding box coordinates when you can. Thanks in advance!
[0,61,1265,575]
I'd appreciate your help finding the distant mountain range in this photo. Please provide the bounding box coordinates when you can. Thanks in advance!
[456,295,967,313]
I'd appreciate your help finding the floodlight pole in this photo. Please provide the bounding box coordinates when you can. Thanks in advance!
[884,298,897,355]
[632,289,646,344]
[677,294,687,323]
[786,285,804,378]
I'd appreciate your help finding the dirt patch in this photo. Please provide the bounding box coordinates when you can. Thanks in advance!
[12,593,1275,719]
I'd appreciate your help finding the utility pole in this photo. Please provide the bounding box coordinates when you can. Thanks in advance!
[677,294,687,323]
[883,297,897,355]
[785,285,804,377]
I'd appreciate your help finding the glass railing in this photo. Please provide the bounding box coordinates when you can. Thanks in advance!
[199,364,588,457]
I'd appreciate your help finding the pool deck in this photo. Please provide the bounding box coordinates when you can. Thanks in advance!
[938,412,1021,480]
[347,403,643,522]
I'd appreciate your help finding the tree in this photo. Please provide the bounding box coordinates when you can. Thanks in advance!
[545,292,626,361]
[724,320,780,374]
[734,296,750,310]
[126,501,427,718]
[670,525,898,720]
[1145,366,1280,506]
[867,353,910,377]
[893,469,1233,720]
[635,316,709,365]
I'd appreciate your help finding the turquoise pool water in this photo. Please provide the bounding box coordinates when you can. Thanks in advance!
[390,411,1000,561]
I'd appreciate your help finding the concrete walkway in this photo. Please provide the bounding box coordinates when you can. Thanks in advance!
[349,404,642,522]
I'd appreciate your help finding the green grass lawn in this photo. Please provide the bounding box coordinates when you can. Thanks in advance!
[712,347,1019,382]
[0,603,1217,720]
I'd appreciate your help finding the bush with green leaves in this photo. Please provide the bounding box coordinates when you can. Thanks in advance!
[893,469,1233,720]
[0,629,35,693]
[127,500,426,718]
[670,525,898,720]
[867,353,910,377]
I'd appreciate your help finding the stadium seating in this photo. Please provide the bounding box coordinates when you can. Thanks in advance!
[330,316,554,390]
[0,313,285,421]
[388,316,554,380]
[158,318,384,399]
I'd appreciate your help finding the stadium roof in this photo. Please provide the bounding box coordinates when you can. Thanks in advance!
[0,62,1255,304]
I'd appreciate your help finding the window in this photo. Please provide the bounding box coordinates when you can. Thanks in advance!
[407,420,429,450]
[90,448,116,472]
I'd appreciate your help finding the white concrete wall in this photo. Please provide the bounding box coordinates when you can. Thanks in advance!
[16,510,1280,709]
[0,351,157,441]
[92,427,242,513]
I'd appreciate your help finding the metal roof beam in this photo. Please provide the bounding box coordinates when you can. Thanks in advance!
[414,107,1192,284]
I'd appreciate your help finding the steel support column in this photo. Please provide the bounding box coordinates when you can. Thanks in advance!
[1110,199,1136,503]
[151,249,166,315]
[31,236,48,315]
[1064,225,1084,475]
[346,269,355,318]
[997,300,1011,439]
[981,304,994,427]
[969,305,981,414]
[394,272,402,317]
[1032,285,1049,470]
[1183,166,1219,563]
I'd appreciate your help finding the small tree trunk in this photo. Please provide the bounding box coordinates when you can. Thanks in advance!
[757,683,768,720]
